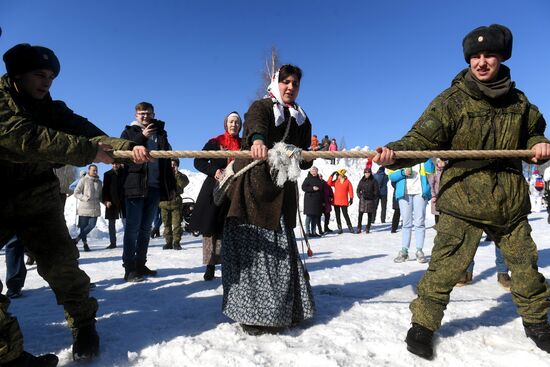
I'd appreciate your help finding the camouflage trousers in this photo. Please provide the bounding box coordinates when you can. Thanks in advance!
[0,187,98,363]
[410,213,550,331]
[160,206,182,245]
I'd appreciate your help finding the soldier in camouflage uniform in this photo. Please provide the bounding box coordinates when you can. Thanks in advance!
[160,159,189,250]
[0,44,150,366]
[374,25,550,359]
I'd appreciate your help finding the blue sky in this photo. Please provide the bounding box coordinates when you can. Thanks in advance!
[1,0,550,171]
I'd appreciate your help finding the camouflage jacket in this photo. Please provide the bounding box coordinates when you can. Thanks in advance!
[159,171,189,210]
[386,68,548,227]
[0,74,134,194]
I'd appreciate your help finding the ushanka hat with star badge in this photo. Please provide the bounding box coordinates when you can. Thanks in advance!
[3,43,60,77]
[462,24,513,63]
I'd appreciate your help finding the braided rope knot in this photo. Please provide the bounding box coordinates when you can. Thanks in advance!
[268,142,303,187]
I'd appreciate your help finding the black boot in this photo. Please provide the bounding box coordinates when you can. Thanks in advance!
[25,255,35,266]
[173,242,182,250]
[137,263,157,277]
[150,228,160,239]
[72,323,99,361]
[105,243,116,249]
[405,323,434,360]
[83,243,91,252]
[524,321,550,353]
[3,351,58,367]
[204,265,215,281]
[337,226,343,234]
[162,242,173,250]
[124,263,144,283]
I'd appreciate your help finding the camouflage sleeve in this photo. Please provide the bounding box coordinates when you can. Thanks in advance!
[0,98,98,165]
[385,94,453,169]
[525,105,549,149]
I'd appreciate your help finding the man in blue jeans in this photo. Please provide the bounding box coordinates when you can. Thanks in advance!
[4,236,26,299]
[456,234,511,290]
[121,102,176,282]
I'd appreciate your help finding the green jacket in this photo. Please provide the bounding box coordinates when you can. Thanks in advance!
[159,171,189,210]
[386,68,548,228]
[0,73,134,209]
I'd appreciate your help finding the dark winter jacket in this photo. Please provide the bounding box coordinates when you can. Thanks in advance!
[386,67,548,228]
[321,179,334,214]
[357,175,379,213]
[373,170,389,196]
[102,168,126,220]
[302,173,324,216]
[227,98,312,230]
[189,140,232,235]
[120,120,176,201]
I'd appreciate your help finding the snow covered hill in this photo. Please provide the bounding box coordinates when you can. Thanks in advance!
[3,151,550,367]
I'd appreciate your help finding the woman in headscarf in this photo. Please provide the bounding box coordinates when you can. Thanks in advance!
[189,111,242,281]
[223,65,315,334]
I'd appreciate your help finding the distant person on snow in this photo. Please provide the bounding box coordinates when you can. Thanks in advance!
[374,24,550,359]
[73,164,102,252]
[327,168,354,234]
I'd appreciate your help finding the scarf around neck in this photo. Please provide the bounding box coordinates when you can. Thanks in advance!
[210,131,241,152]
[465,65,514,99]
[267,70,307,127]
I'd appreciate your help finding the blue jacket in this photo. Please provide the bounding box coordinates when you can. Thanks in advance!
[373,170,389,196]
[388,159,435,201]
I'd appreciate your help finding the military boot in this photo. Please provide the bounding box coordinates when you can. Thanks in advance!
[72,323,99,360]
[172,242,182,250]
[524,321,550,353]
[162,242,173,250]
[405,323,434,360]
[2,351,58,367]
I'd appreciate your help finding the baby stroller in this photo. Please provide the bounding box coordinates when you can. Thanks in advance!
[181,197,201,237]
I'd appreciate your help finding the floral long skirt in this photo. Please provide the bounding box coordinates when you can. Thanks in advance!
[222,217,315,327]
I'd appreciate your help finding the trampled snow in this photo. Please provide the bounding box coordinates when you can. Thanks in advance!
[3,150,550,366]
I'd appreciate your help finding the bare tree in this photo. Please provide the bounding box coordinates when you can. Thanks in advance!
[255,46,280,99]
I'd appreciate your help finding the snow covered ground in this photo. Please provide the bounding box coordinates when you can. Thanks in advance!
[3,152,550,366]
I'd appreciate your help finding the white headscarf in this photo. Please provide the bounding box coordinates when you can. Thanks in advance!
[267,70,307,127]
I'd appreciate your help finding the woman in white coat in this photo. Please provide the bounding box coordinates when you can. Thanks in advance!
[73,164,102,251]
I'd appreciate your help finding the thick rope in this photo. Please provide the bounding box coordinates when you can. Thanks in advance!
[112,149,535,160]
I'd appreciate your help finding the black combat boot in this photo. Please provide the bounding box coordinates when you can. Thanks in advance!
[137,263,157,277]
[203,265,215,281]
[524,321,550,353]
[83,243,91,252]
[162,242,173,250]
[405,323,434,360]
[172,242,182,250]
[72,323,99,360]
[2,351,58,367]
[105,243,116,249]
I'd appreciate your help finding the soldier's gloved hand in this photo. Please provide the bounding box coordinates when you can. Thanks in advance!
[349,198,353,205]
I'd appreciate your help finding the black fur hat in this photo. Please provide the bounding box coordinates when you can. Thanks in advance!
[3,43,60,77]
[462,24,513,63]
